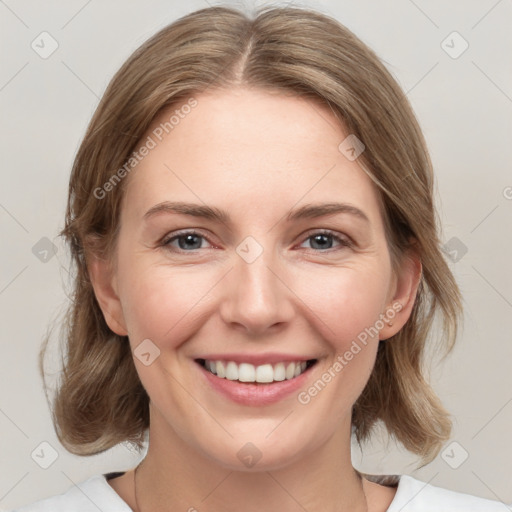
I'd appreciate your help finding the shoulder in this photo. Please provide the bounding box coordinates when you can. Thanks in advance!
[374,474,509,511]
[9,473,131,512]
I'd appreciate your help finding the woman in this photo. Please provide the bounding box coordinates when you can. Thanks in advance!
[12,5,505,511]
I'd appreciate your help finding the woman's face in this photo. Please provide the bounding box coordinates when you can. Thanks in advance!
[96,87,416,470]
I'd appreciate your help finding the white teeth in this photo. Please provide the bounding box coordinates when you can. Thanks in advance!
[273,362,286,381]
[238,363,255,382]
[201,359,313,383]
[255,364,274,383]
[216,360,226,378]
[207,360,217,374]
[225,361,238,380]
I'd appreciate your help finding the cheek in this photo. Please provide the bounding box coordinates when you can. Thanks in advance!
[292,266,390,415]
[296,262,391,348]
[118,257,215,346]
[119,255,391,346]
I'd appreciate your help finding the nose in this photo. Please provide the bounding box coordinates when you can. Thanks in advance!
[219,247,295,336]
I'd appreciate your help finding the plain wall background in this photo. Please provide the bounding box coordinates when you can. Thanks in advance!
[1,0,511,509]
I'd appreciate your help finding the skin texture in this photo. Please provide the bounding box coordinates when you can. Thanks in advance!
[89,87,422,512]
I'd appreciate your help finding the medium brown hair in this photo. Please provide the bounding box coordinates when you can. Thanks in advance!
[40,5,462,468]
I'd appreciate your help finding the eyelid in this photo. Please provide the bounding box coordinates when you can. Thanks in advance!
[296,228,353,250]
[160,228,216,249]
[160,228,353,253]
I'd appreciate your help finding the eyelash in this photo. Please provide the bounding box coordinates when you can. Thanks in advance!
[160,229,353,254]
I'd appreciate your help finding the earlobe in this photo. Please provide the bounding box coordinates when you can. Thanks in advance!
[87,253,128,336]
[380,249,422,340]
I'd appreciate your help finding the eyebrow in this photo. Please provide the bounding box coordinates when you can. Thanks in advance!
[143,201,370,224]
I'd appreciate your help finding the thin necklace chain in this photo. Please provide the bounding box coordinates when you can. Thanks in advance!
[133,459,368,512]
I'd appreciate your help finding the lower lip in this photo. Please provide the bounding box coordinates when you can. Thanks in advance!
[196,361,317,406]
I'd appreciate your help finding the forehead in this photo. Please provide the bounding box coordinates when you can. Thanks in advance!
[121,87,384,228]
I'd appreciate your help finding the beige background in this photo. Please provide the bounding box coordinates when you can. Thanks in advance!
[1,0,511,509]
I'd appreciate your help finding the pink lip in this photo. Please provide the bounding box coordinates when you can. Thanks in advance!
[195,359,318,406]
[195,352,316,366]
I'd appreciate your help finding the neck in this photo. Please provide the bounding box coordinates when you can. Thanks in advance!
[132,409,368,512]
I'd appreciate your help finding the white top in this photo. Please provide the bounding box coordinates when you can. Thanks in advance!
[10,472,508,511]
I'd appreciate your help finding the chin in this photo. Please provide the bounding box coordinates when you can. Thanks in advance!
[194,427,321,473]
[206,443,307,472]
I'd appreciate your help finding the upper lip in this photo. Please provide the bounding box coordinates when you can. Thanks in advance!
[195,353,318,366]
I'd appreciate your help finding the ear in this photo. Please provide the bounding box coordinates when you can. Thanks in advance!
[87,252,128,336]
[379,247,422,341]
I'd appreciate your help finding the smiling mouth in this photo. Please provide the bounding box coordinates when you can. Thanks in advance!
[195,358,318,384]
